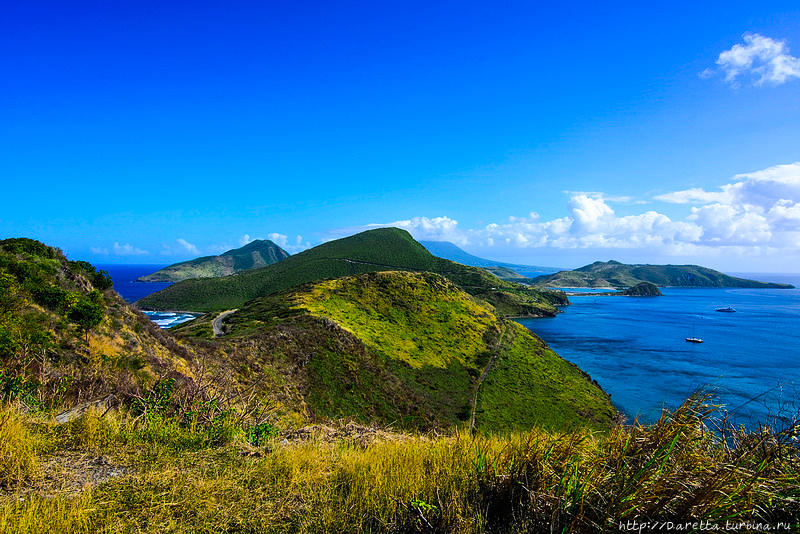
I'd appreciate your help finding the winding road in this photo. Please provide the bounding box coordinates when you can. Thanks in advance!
[212,309,238,337]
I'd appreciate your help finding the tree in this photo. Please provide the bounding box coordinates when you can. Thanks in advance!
[68,298,104,343]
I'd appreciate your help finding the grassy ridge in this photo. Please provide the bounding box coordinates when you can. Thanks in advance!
[207,271,614,432]
[534,260,795,289]
[137,228,566,316]
[477,323,617,432]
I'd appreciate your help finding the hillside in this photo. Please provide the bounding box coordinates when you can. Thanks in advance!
[175,271,616,432]
[138,239,289,282]
[532,260,795,289]
[420,240,559,276]
[0,236,602,434]
[137,228,568,316]
[0,238,196,409]
[3,241,795,532]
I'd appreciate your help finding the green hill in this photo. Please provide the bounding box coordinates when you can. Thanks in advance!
[532,260,795,289]
[0,238,196,408]
[0,236,608,434]
[138,239,289,282]
[137,228,567,316]
[176,271,615,432]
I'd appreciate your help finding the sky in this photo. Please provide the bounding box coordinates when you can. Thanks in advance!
[2,1,800,271]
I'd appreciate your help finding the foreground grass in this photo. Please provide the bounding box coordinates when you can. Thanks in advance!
[0,396,798,533]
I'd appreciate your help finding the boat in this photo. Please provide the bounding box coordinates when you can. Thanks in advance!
[715,306,736,313]
[685,337,704,343]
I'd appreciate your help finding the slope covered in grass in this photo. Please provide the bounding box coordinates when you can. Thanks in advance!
[0,238,197,409]
[182,271,614,433]
[138,239,289,282]
[533,260,795,288]
[1,396,797,533]
[137,228,567,316]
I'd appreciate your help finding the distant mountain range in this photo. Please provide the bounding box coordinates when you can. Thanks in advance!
[531,260,795,289]
[418,241,560,278]
[136,228,567,317]
[138,239,289,282]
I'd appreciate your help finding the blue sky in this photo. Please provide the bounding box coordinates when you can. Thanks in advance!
[2,1,800,270]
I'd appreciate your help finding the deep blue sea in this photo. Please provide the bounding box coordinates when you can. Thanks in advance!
[97,264,197,328]
[518,273,800,428]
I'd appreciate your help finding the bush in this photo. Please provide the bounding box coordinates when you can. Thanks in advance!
[246,422,280,446]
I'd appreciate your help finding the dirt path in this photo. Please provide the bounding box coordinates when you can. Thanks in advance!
[212,309,237,337]
[469,324,507,433]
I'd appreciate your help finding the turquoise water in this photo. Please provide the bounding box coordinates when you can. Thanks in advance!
[518,274,800,428]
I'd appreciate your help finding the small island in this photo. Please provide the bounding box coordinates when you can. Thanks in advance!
[564,281,663,297]
[621,282,663,296]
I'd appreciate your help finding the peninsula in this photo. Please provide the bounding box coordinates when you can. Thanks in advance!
[137,239,289,282]
[532,260,795,289]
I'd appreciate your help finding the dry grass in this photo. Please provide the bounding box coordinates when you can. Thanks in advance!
[0,405,38,490]
[0,395,797,533]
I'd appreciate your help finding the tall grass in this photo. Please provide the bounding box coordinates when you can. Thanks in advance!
[0,395,797,532]
[0,405,38,489]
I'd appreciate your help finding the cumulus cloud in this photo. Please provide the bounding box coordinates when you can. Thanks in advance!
[365,162,800,259]
[90,246,109,255]
[112,242,148,256]
[654,187,731,205]
[706,33,800,86]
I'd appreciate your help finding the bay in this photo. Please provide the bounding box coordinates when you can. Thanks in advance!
[517,274,800,428]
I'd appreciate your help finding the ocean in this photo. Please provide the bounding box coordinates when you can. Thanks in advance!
[517,273,800,428]
[101,264,799,428]
[97,264,198,328]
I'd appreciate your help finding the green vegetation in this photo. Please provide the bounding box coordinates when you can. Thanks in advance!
[182,271,614,433]
[621,281,663,296]
[533,260,795,289]
[137,228,567,316]
[481,265,538,284]
[0,237,798,531]
[0,238,196,410]
[138,239,290,282]
[0,395,797,532]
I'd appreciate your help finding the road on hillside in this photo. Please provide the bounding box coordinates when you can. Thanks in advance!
[212,309,237,337]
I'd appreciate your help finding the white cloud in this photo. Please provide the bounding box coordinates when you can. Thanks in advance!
[707,33,800,86]
[239,234,256,246]
[654,187,731,205]
[563,191,634,203]
[176,238,199,255]
[364,162,800,261]
[90,246,109,255]
[112,242,148,256]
